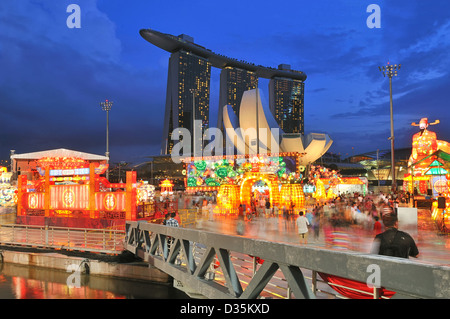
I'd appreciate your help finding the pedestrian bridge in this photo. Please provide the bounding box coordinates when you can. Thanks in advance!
[125,221,450,299]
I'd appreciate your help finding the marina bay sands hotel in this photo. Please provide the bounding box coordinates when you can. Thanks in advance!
[140,29,307,155]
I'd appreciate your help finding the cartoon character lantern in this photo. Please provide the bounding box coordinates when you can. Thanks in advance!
[408,118,440,169]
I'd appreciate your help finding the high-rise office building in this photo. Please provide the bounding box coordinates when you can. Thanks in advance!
[161,48,211,155]
[269,65,305,134]
[217,66,258,131]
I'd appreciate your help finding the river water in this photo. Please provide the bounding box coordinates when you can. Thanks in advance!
[0,262,189,299]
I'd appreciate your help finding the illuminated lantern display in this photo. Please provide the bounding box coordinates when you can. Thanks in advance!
[313,179,327,200]
[13,149,159,229]
[137,182,155,203]
[307,165,369,199]
[279,184,305,212]
[327,187,337,199]
[0,167,16,207]
[408,118,439,170]
[37,156,87,170]
[159,179,173,194]
[185,153,300,213]
[217,185,240,211]
[239,173,280,210]
[406,118,450,199]
[419,180,428,195]
[0,187,17,207]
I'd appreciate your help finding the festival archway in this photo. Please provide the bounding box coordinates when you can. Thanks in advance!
[239,173,280,209]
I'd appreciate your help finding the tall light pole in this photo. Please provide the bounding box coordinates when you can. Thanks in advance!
[256,82,260,155]
[379,62,401,192]
[100,99,113,179]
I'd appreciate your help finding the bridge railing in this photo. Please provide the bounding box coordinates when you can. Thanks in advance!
[0,224,125,254]
[125,221,450,299]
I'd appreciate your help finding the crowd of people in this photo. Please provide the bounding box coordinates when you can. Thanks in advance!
[307,191,410,233]
[300,191,418,253]
[162,188,420,258]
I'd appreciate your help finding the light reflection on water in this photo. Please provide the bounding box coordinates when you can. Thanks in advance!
[0,263,189,299]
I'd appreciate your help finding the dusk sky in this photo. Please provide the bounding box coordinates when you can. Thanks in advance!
[1,0,450,165]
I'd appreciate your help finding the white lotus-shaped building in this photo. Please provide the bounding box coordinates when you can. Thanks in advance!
[222,89,333,166]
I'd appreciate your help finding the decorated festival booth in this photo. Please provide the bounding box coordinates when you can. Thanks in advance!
[304,164,368,201]
[0,166,15,207]
[404,118,450,233]
[12,149,156,229]
[183,153,306,215]
[315,177,368,200]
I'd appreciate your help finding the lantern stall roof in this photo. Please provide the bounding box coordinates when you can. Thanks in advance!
[408,149,450,168]
[424,160,448,175]
[159,179,174,187]
[11,148,109,161]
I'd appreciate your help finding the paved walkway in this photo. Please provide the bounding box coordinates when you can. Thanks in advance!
[189,213,450,266]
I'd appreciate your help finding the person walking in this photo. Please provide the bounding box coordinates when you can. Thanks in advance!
[265,200,271,218]
[312,210,321,241]
[296,211,310,244]
[370,213,419,258]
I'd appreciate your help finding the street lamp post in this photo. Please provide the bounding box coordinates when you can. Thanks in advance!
[378,62,401,192]
[256,82,260,155]
[100,99,113,179]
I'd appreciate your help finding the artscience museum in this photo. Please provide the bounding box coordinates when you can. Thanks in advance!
[222,88,333,166]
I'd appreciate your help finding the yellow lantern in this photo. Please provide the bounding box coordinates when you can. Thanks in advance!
[313,179,326,200]
[217,185,240,212]
[279,184,305,213]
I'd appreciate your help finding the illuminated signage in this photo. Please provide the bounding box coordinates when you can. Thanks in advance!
[49,168,90,176]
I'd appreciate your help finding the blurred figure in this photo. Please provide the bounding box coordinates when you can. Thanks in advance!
[236,214,245,235]
[373,216,382,235]
[296,211,310,244]
[207,200,214,221]
[236,204,245,235]
[371,214,419,258]
[312,210,321,241]
[265,200,271,217]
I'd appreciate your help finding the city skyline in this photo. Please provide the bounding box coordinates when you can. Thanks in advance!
[1,1,450,165]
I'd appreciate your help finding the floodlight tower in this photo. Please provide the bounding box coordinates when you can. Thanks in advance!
[100,99,113,179]
[378,62,401,192]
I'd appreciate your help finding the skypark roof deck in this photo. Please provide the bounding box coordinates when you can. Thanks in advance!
[140,28,307,81]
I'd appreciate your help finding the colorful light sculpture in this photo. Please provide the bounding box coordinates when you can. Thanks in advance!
[160,179,173,194]
[407,118,450,197]
[15,156,147,228]
[279,184,305,212]
[0,167,16,207]
[37,156,88,170]
[312,178,327,200]
[239,173,280,210]
[137,182,155,203]
[217,185,240,210]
